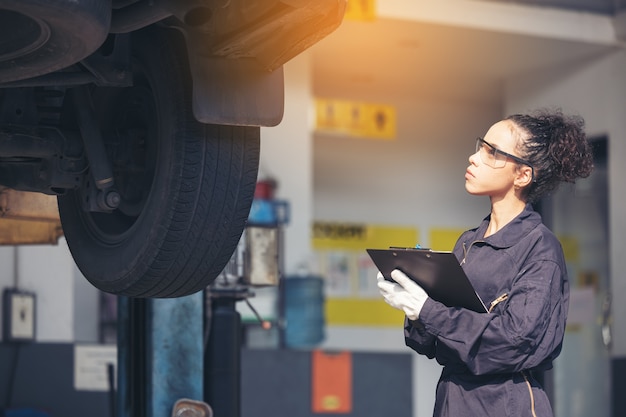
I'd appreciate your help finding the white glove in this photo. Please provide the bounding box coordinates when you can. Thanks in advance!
[377,269,429,321]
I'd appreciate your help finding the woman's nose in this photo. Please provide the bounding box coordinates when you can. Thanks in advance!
[469,150,479,165]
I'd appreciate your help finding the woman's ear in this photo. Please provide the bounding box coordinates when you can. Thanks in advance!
[515,166,533,188]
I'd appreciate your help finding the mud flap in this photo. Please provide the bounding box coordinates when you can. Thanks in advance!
[187,40,285,127]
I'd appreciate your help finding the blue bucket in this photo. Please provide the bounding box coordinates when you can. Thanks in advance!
[284,276,325,348]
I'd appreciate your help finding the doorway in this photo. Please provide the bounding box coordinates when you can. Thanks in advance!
[540,137,611,417]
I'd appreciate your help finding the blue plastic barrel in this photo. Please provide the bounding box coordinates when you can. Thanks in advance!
[284,276,325,348]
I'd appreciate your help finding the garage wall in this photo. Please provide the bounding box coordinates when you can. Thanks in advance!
[313,95,497,231]
[260,52,314,276]
[0,239,75,343]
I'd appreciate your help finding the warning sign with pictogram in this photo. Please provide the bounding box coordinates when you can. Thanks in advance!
[315,98,396,140]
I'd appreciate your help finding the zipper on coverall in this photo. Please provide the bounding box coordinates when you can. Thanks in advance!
[462,242,535,416]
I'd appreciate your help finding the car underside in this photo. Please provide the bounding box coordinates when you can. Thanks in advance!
[0,0,345,297]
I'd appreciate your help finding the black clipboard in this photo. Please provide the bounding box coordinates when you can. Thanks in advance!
[367,247,488,313]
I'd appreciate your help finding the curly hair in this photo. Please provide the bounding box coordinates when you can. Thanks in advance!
[505,109,594,203]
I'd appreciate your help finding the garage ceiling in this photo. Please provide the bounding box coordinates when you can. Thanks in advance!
[311,1,624,104]
[485,0,626,15]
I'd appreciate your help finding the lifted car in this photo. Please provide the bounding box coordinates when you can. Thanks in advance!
[0,0,345,297]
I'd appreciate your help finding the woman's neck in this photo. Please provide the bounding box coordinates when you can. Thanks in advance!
[485,198,526,237]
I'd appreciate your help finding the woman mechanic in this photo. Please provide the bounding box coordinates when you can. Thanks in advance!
[377,109,594,417]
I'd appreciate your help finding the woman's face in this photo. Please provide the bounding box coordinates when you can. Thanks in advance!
[465,120,528,200]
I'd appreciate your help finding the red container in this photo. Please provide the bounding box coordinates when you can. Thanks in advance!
[254,179,277,200]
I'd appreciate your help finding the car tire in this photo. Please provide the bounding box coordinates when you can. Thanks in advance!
[0,0,110,82]
[58,26,260,297]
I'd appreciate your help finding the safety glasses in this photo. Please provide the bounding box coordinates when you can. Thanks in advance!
[475,137,534,181]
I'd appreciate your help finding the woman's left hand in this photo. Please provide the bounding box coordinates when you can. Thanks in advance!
[377,269,429,320]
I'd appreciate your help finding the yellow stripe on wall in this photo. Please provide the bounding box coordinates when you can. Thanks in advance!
[326,298,405,326]
[313,222,417,251]
[557,234,579,262]
[429,228,467,251]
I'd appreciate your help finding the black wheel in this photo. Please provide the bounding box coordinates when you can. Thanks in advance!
[0,0,110,82]
[58,26,260,298]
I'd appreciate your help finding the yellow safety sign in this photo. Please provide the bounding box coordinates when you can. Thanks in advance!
[315,98,396,139]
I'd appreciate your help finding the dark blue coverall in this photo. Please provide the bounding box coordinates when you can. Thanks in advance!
[405,204,569,417]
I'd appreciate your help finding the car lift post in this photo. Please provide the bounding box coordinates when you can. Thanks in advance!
[204,287,248,417]
[116,293,208,417]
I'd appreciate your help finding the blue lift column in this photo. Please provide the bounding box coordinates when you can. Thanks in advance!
[117,293,210,417]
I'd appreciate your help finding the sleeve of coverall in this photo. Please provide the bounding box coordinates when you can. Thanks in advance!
[404,316,436,358]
